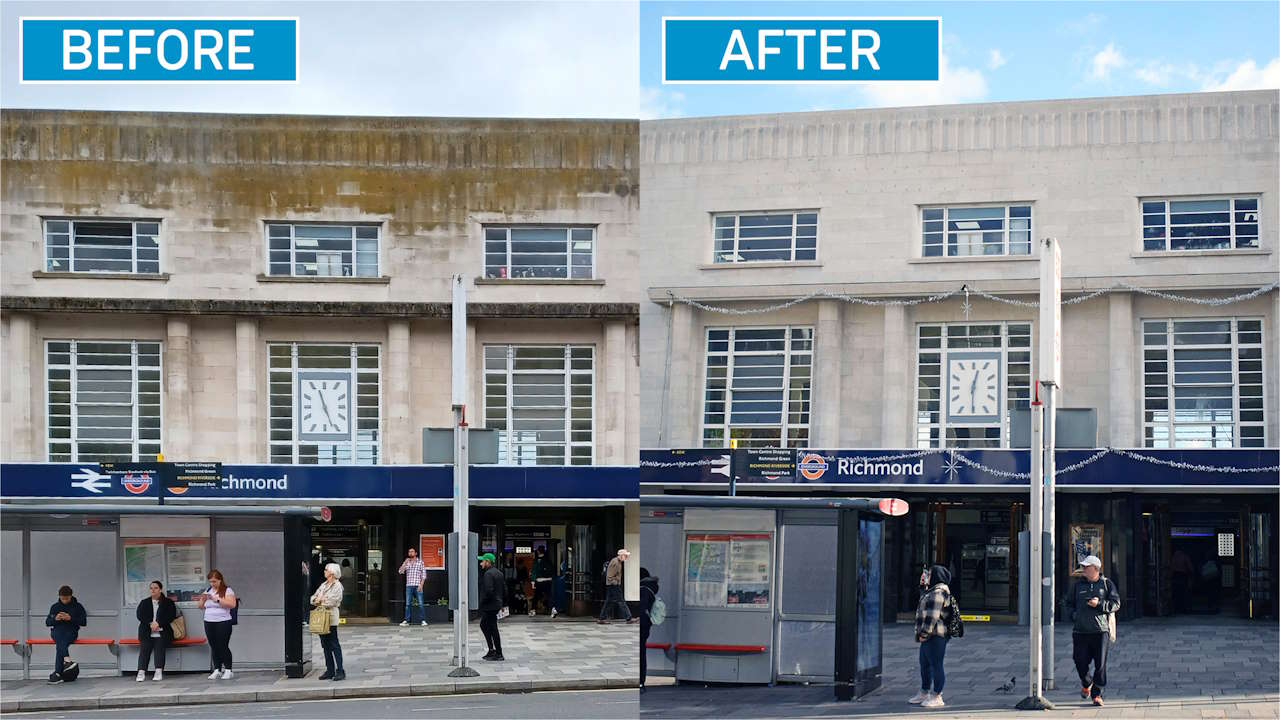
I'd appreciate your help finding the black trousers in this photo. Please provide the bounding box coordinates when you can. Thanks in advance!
[599,585,631,621]
[533,580,552,612]
[640,624,649,686]
[204,620,234,670]
[1072,632,1109,698]
[50,628,76,675]
[137,635,167,671]
[320,625,343,673]
[479,610,501,653]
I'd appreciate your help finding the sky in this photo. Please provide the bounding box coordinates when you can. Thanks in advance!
[2,1,1277,119]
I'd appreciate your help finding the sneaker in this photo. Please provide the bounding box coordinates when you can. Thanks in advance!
[596,619,608,625]
[47,672,63,684]
[399,620,409,627]
[1081,686,1090,699]
[627,617,640,624]
[153,669,163,681]
[1092,696,1103,707]
[421,621,428,626]
[482,650,496,660]
[62,660,78,674]
[488,653,504,662]
[550,608,558,618]
[136,670,147,682]
[220,669,233,680]
[208,669,223,680]
[921,693,945,708]
[333,670,346,681]
[318,670,333,680]
[908,690,929,704]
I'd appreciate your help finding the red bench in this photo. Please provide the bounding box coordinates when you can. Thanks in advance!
[0,639,18,645]
[27,638,116,646]
[645,642,671,650]
[118,637,206,647]
[673,643,768,653]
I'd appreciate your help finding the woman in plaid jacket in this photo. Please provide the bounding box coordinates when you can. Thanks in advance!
[911,564,954,708]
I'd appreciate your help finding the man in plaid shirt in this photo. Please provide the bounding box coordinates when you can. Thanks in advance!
[398,548,427,626]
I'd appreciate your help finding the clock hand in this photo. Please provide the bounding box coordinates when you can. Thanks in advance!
[317,392,335,426]
[969,371,979,408]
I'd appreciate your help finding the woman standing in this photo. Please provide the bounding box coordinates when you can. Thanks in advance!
[198,570,236,680]
[911,564,953,709]
[135,581,176,681]
[310,562,346,681]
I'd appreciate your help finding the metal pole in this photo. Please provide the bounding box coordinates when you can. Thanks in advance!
[1043,383,1057,691]
[448,274,478,677]
[1016,396,1052,710]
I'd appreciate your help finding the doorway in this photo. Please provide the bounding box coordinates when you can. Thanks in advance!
[311,521,384,618]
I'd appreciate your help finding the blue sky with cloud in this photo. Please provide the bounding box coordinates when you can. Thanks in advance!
[641,1,1280,118]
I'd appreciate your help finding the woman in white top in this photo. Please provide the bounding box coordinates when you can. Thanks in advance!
[310,563,345,681]
[198,569,236,680]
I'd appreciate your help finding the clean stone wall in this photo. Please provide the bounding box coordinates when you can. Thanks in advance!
[639,90,1279,449]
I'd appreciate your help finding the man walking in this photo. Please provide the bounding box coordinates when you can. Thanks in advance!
[478,553,505,661]
[398,547,427,626]
[1071,555,1121,707]
[598,548,635,624]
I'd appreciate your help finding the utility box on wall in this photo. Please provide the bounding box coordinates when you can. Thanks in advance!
[1010,408,1098,449]
[422,428,498,464]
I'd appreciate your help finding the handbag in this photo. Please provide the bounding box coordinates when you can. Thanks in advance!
[309,606,332,634]
[944,595,965,639]
[1107,610,1117,644]
[170,613,187,641]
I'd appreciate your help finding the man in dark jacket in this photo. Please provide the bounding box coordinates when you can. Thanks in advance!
[45,585,87,684]
[477,553,506,661]
[639,568,660,689]
[1071,555,1121,706]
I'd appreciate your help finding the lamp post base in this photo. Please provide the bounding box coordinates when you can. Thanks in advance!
[1015,695,1056,711]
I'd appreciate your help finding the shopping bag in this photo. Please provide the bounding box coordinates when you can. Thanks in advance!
[309,607,332,634]
[497,606,510,620]
[170,613,187,641]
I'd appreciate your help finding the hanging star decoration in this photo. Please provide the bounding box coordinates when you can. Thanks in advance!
[961,286,972,320]
[943,450,961,481]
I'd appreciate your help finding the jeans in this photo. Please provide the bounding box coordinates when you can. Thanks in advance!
[137,635,167,671]
[404,586,423,622]
[599,585,631,621]
[533,580,551,613]
[204,620,234,670]
[51,628,76,675]
[918,636,948,693]
[1072,632,1109,697]
[320,626,344,673]
[640,623,649,686]
[479,610,501,653]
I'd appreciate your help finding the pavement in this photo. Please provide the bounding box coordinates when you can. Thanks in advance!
[641,618,1280,719]
[0,617,638,714]
[11,688,640,719]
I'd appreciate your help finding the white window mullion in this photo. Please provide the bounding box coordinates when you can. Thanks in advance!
[563,346,572,463]
[505,345,515,462]
[131,340,139,460]
[780,328,793,446]
[724,332,737,448]
[70,341,80,462]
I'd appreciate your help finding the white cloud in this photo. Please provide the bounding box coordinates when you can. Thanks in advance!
[638,87,684,120]
[858,52,988,108]
[1090,43,1125,81]
[1063,12,1105,34]
[1202,58,1280,91]
[987,49,1007,71]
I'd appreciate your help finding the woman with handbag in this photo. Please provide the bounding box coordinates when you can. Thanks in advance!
[135,580,177,682]
[910,564,954,709]
[310,562,345,681]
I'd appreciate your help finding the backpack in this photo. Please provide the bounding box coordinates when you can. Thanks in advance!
[648,595,667,626]
[602,561,612,586]
[231,595,240,626]
[943,593,964,639]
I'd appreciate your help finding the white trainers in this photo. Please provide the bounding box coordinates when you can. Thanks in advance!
[550,608,558,618]
[136,670,146,682]
[420,621,427,626]
[220,669,233,680]
[908,690,928,704]
[399,620,409,627]
[208,669,222,680]
[921,693,945,708]
[153,669,163,681]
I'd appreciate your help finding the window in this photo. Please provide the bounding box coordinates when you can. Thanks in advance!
[1143,318,1265,448]
[702,327,813,448]
[483,227,594,279]
[713,212,817,263]
[916,323,1032,448]
[266,223,380,277]
[1142,197,1260,251]
[44,219,160,274]
[46,340,162,462]
[921,205,1032,257]
[268,343,381,464]
[483,345,594,465]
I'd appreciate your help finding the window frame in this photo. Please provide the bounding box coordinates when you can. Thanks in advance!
[1139,195,1261,252]
[267,342,382,465]
[482,344,595,466]
[700,326,814,449]
[914,322,1033,449]
[919,203,1034,258]
[42,218,162,275]
[45,339,163,462]
[711,210,820,264]
[264,222,383,278]
[1141,316,1267,448]
[482,225,597,280]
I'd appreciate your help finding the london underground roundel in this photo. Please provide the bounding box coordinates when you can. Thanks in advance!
[798,453,828,481]
[121,472,153,495]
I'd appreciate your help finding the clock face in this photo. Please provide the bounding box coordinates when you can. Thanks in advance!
[299,376,351,438]
[947,355,1000,421]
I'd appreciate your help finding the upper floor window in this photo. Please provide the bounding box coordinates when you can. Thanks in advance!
[267,223,380,278]
[483,227,595,279]
[1143,318,1265,448]
[713,211,817,263]
[1142,197,1259,251]
[483,345,594,465]
[44,219,160,274]
[921,205,1032,258]
[916,322,1032,448]
[702,326,813,449]
[268,343,381,465]
[46,340,162,462]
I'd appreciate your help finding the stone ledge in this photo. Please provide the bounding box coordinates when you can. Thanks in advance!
[33,271,171,281]
[907,255,1038,264]
[1131,248,1272,259]
[474,278,606,286]
[698,261,823,271]
[256,274,391,285]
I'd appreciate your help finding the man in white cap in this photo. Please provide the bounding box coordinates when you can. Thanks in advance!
[1070,555,1120,707]
[597,549,634,624]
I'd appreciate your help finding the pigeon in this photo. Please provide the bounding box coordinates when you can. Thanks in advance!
[996,676,1017,693]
